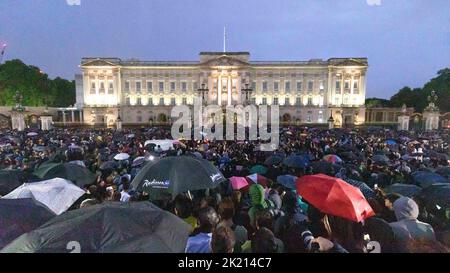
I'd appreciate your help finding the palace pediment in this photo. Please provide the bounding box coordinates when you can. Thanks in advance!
[333,59,367,66]
[81,59,120,67]
[200,55,249,67]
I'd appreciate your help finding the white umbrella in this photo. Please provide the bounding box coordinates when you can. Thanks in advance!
[1,178,85,215]
[114,153,130,161]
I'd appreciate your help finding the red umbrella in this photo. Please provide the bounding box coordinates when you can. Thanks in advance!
[296,174,375,222]
[246,173,269,188]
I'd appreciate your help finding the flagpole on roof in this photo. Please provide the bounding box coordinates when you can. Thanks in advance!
[0,43,6,64]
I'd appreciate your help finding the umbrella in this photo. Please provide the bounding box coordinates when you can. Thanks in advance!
[33,163,96,188]
[0,198,56,249]
[27,132,38,137]
[191,151,203,159]
[412,172,448,188]
[2,178,85,215]
[100,161,119,171]
[323,154,343,164]
[276,175,297,190]
[372,155,390,165]
[32,145,48,152]
[264,155,284,166]
[283,155,309,169]
[132,156,146,167]
[1,202,191,253]
[426,151,450,161]
[249,165,268,175]
[419,183,450,208]
[246,173,269,188]
[230,176,249,190]
[343,178,376,199]
[0,169,25,196]
[296,174,375,222]
[114,153,130,161]
[131,156,226,200]
[310,161,335,175]
[384,183,422,198]
[435,166,450,177]
[385,139,397,145]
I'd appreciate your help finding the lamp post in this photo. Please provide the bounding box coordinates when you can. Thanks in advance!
[328,113,335,130]
[197,83,209,106]
[241,83,253,105]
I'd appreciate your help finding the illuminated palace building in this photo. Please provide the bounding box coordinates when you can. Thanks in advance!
[76,52,368,127]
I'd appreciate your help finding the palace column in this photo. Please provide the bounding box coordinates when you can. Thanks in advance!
[227,75,232,106]
[71,110,75,123]
[218,75,222,105]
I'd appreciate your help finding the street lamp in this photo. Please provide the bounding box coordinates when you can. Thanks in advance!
[241,83,253,105]
[197,83,209,105]
[328,113,335,129]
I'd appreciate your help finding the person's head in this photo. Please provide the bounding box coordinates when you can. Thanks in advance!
[211,226,236,253]
[173,194,193,219]
[393,196,419,221]
[120,175,129,185]
[122,182,130,192]
[218,197,235,222]
[255,209,274,231]
[88,185,97,195]
[249,184,266,207]
[251,227,278,253]
[197,206,220,233]
[385,193,402,210]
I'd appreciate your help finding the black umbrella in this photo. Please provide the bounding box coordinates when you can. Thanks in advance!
[0,169,25,196]
[0,198,55,249]
[132,156,226,200]
[1,202,190,253]
[264,155,284,166]
[33,163,96,188]
[310,161,335,175]
[419,183,450,209]
[372,155,390,165]
[343,178,376,199]
[99,161,119,171]
[385,183,422,198]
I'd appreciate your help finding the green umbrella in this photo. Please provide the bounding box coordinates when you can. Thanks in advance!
[250,165,268,175]
[33,163,96,188]
[131,156,226,200]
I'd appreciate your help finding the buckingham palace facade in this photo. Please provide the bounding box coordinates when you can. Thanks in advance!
[75,52,368,127]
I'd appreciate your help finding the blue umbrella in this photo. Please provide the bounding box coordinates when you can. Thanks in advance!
[385,139,397,145]
[283,155,309,169]
[343,178,376,199]
[413,172,448,188]
[276,175,298,190]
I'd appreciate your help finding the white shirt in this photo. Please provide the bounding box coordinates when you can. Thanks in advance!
[120,191,131,202]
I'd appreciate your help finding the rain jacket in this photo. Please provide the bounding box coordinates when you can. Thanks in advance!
[248,184,274,228]
[389,197,436,243]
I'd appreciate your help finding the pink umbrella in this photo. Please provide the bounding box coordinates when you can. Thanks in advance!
[230,176,249,190]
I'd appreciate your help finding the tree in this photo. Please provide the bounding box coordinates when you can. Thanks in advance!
[0,59,75,107]
[365,97,391,107]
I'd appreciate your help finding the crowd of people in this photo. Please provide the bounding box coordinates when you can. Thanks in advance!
[0,125,448,253]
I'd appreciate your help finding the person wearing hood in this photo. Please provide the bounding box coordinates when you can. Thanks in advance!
[248,184,274,229]
[274,191,308,252]
[389,197,436,244]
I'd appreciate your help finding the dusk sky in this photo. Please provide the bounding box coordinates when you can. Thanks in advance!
[0,0,449,99]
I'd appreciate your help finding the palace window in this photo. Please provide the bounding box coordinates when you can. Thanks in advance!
[285,97,290,106]
[319,81,324,92]
[344,81,350,93]
[307,81,313,93]
[274,82,279,92]
[182,97,187,105]
[148,97,153,106]
[159,82,164,92]
[159,97,164,105]
[137,116,142,123]
[136,97,142,106]
[335,97,340,105]
[296,82,303,93]
[125,97,130,105]
[296,97,302,105]
[262,81,268,92]
[90,82,96,94]
[307,97,313,106]
[307,111,312,123]
[136,81,141,93]
[99,82,105,94]
[343,97,349,105]
[108,82,114,94]
[193,81,198,91]
[353,81,359,94]
[335,80,341,94]
[273,97,279,105]
[147,81,153,92]
[251,81,256,92]
[171,98,176,106]
[262,97,267,105]
[251,97,256,105]
[318,111,324,123]
[170,82,176,92]
[181,82,187,92]
[125,81,130,92]
[285,81,291,93]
